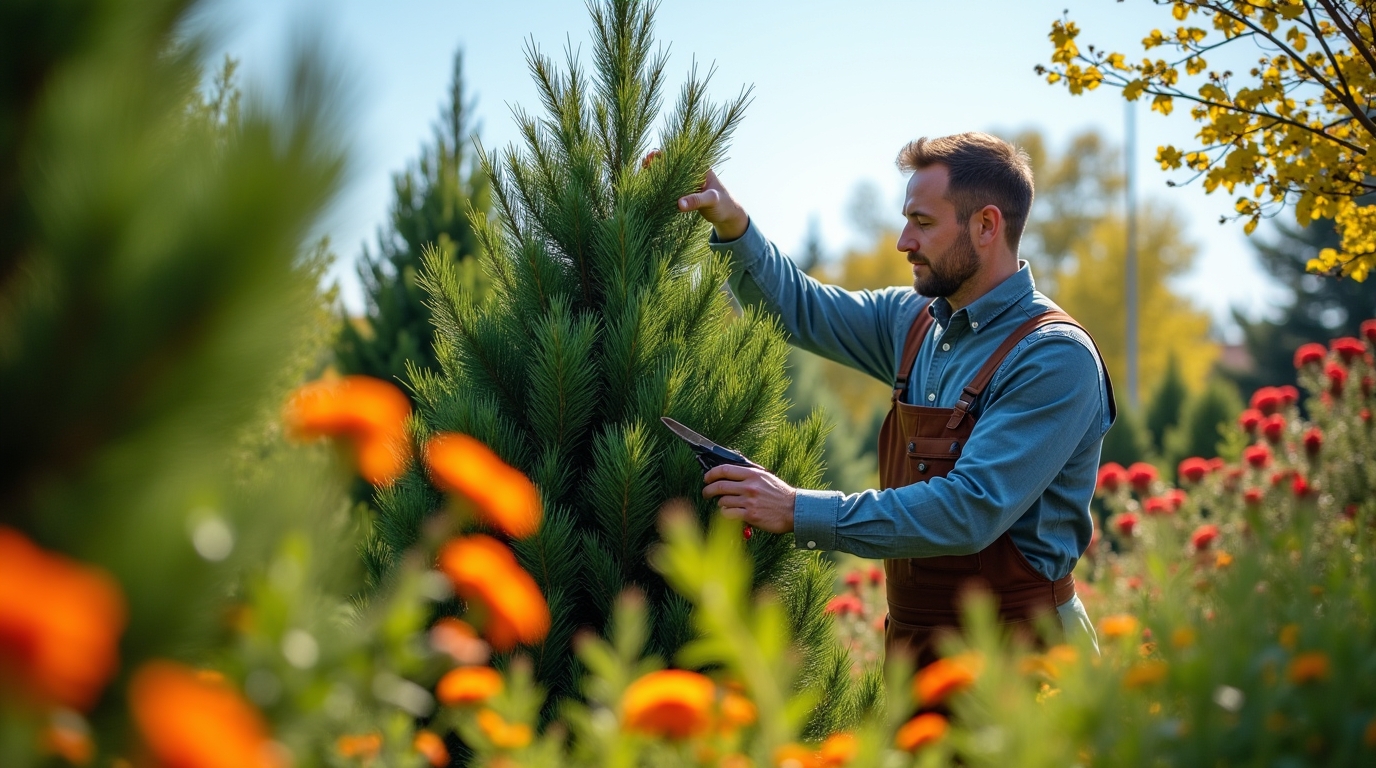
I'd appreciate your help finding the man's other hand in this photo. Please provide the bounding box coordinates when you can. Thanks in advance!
[642,151,749,241]
[702,464,796,534]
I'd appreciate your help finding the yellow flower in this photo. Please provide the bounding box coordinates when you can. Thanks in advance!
[621,669,716,740]
[1287,652,1330,684]
[1278,623,1299,650]
[436,666,503,707]
[1099,614,1140,640]
[477,709,532,750]
[1122,660,1169,689]
[1170,627,1196,649]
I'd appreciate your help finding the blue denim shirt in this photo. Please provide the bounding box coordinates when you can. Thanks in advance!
[711,221,1114,583]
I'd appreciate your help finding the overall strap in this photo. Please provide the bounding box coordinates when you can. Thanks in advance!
[893,302,936,401]
[945,309,1080,431]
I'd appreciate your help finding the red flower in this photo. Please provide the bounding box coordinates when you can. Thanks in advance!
[1178,457,1211,484]
[1363,376,1374,398]
[1269,469,1291,488]
[1208,457,1225,471]
[1331,337,1367,364]
[1190,524,1219,550]
[1165,489,1187,512]
[1224,467,1244,491]
[1096,463,1128,494]
[1243,443,1272,469]
[1302,427,1323,456]
[1238,409,1263,433]
[1143,496,1171,516]
[1361,319,1376,346]
[1127,462,1158,494]
[1326,361,1348,397]
[1293,343,1328,369]
[1244,488,1264,507]
[843,571,863,591]
[825,595,862,616]
[867,565,884,585]
[1126,575,1143,590]
[1250,387,1282,415]
[1292,474,1313,499]
[1363,408,1372,423]
[1114,512,1139,537]
[1277,385,1300,407]
[1261,414,1286,443]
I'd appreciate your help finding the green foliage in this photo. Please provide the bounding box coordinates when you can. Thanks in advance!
[1145,354,1189,454]
[1098,405,1152,468]
[335,51,492,390]
[1163,376,1243,467]
[1227,217,1376,396]
[371,0,848,720]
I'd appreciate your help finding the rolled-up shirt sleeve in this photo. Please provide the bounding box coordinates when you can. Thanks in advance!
[792,330,1104,558]
[710,220,914,386]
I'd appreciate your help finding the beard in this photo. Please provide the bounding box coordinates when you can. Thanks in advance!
[911,228,981,298]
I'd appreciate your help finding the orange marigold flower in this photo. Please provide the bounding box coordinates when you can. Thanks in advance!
[425,433,542,538]
[284,376,411,485]
[476,709,532,750]
[914,652,981,708]
[773,743,818,768]
[1170,627,1197,649]
[1287,652,1330,684]
[621,669,715,740]
[1099,614,1140,640]
[336,732,382,759]
[1122,660,1168,689]
[817,732,857,767]
[895,712,948,752]
[0,528,126,710]
[1278,623,1299,651]
[129,660,281,768]
[413,729,449,767]
[437,535,549,651]
[719,691,757,730]
[436,666,503,706]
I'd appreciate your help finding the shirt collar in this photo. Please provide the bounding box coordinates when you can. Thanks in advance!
[926,261,1036,334]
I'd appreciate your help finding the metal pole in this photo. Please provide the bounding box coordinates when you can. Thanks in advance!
[1125,99,1139,409]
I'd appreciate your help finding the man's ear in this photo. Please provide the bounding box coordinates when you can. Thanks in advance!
[973,205,1003,248]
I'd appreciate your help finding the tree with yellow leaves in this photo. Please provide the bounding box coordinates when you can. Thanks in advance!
[1036,0,1376,281]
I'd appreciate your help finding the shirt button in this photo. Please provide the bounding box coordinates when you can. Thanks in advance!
[942,342,951,351]
[927,393,936,402]
[971,321,979,328]
[807,541,817,549]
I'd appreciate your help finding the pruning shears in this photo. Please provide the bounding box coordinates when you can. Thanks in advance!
[660,416,762,540]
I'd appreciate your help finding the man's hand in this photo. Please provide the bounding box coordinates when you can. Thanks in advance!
[642,151,750,241]
[702,464,796,534]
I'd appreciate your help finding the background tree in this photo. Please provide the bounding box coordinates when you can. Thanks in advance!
[1146,355,1190,455]
[1226,215,1376,394]
[1038,0,1376,281]
[371,0,859,730]
[335,52,491,390]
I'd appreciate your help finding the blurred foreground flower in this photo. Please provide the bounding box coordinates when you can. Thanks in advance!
[914,653,982,708]
[413,729,449,767]
[425,433,543,538]
[621,669,715,739]
[436,666,503,706]
[895,712,947,751]
[283,375,411,485]
[130,661,281,768]
[0,528,126,711]
[437,535,549,651]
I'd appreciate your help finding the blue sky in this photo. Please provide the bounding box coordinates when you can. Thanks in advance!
[196,0,1289,337]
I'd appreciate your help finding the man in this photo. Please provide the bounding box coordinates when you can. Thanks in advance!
[683,132,1115,663]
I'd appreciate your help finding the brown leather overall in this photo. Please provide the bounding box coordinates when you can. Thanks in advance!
[880,305,1114,668]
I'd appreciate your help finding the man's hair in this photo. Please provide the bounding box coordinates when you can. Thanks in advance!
[895,132,1035,249]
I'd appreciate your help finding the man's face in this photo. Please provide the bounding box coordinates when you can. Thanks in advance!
[896,165,981,298]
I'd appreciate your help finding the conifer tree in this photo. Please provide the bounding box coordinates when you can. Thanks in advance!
[335,52,490,388]
[371,0,854,729]
[1145,354,1188,455]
